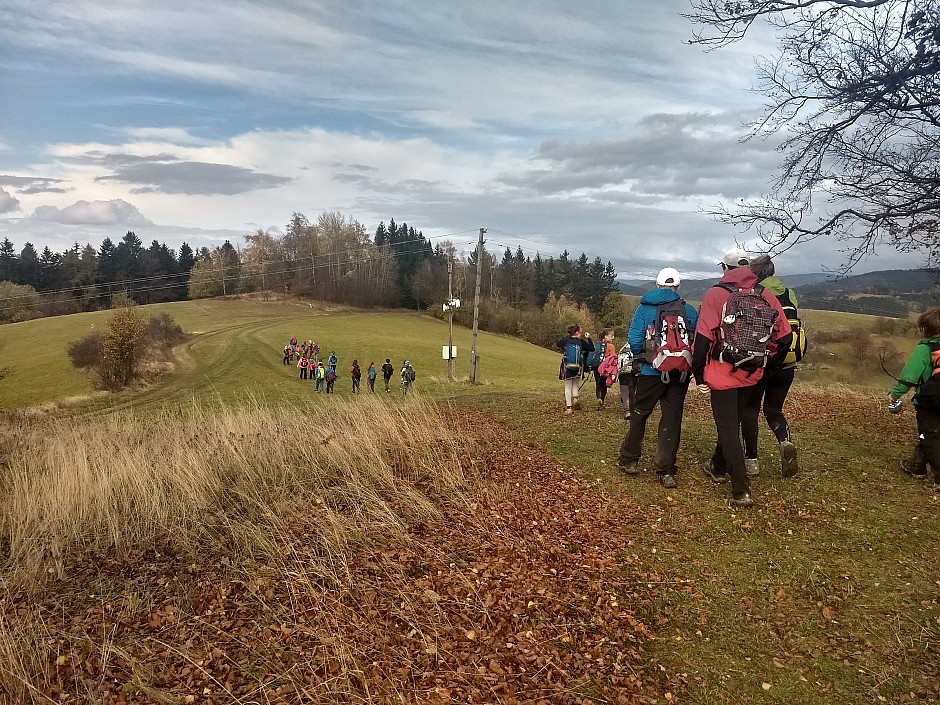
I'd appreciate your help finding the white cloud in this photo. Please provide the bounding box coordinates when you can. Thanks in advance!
[0,188,20,214]
[32,199,153,226]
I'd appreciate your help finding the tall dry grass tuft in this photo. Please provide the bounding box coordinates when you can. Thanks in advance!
[0,395,478,586]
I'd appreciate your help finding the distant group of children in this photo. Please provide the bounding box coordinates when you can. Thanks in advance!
[559,247,940,506]
[282,336,416,394]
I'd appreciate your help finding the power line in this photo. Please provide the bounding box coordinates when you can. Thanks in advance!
[0,244,440,316]
[0,229,473,306]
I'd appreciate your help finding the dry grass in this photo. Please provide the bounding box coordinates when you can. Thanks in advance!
[0,395,477,586]
[0,396,482,702]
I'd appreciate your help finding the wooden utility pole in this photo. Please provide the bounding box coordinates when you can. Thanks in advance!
[218,251,226,296]
[470,227,486,383]
[447,257,454,382]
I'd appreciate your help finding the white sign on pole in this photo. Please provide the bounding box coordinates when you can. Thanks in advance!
[442,346,457,359]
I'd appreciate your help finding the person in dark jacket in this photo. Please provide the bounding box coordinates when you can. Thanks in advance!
[381,358,395,392]
[692,248,792,508]
[616,268,698,488]
[556,324,594,416]
[350,359,361,393]
[738,255,801,478]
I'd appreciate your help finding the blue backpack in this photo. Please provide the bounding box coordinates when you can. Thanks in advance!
[564,339,583,372]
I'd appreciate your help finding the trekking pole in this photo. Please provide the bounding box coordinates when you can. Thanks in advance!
[578,369,591,391]
[879,351,902,382]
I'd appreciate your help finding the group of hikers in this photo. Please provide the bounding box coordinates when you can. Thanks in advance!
[559,246,940,506]
[282,337,417,394]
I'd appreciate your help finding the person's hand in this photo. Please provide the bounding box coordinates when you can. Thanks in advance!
[697,384,710,395]
[888,398,903,414]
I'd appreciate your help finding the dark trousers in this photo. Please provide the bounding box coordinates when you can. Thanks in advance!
[299,368,307,380]
[595,371,609,402]
[352,378,360,393]
[709,387,754,495]
[742,368,794,458]
[384,376,392,392]
[618,375,690,475]
[619,373,639,418]
[368,378,376,392]
[915,406,940,483]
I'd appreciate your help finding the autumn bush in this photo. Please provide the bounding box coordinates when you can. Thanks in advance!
[67,309,187,390]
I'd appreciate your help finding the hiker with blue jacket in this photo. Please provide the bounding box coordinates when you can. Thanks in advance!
[556,324,595,416]
[616,268,698,489]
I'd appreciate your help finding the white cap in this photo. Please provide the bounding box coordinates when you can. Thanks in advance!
[656,267,681,286]
[721,247,750,267]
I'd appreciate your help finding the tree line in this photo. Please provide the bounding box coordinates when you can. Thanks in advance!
[0,211,621,332]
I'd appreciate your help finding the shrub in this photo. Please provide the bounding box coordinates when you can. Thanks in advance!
[852,330,875,366]
[0,281,42,324]
[100,307,146,389]
[872,317,898,336]
[65,334,104,370]
[109,291,137,309]
[68,311,185,390]
[813,329,851,345]
[143,313,186,349]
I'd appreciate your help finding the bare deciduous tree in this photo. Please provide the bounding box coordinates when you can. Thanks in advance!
[685,0,940,270]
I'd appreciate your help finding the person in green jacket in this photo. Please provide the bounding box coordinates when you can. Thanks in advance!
[888,307,940,489]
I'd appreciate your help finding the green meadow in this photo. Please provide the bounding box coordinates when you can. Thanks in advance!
[0,298,560,412]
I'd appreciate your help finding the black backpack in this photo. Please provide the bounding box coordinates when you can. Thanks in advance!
[914,342,940,412]
[713,283,778,372]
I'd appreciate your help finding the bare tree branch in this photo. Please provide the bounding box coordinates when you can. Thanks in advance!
[686,0,940,266]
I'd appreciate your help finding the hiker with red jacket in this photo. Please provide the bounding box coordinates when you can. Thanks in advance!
[692,248,792,508]
[616,268,698,489]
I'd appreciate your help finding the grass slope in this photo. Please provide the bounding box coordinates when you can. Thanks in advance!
[2,298,938,703]
[0,298,560,411]
[463,387,940,704]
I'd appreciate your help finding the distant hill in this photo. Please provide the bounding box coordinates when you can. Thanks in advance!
[616,281,647,296]
[621,269,939,317]
[794,269,940,318]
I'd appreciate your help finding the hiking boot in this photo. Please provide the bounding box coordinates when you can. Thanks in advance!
[901,459,928,479]
[726,490,754,508]
[780,441,799,478]
[597,399,604,410]
[745,458,760,477]
[617,459,639,475]
[572,397,582,410]
[564,407,573,416]
[702,459,728,484]
[660,474,677,489]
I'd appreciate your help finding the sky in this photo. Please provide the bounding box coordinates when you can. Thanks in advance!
[0,0,926,282]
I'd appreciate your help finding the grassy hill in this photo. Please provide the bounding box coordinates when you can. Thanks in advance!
[0,298,561,411]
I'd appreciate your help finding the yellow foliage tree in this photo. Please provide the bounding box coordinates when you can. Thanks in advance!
[101,306,145,389]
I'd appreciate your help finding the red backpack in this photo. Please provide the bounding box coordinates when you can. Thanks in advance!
[644,299,693,382]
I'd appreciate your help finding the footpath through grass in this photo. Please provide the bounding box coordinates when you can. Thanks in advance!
[461,384,940,705]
